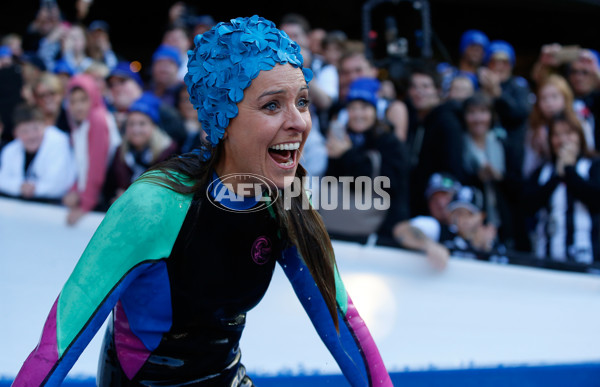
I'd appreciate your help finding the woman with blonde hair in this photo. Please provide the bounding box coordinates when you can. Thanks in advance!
[32,72,70,133]
[106,94,178,203]
[523,74,581,177]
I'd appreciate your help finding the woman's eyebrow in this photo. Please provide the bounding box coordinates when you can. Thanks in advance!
[259,89,284,99]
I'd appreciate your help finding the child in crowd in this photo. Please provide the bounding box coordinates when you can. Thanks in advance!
[62,73,120,225]
[0,104,75,201]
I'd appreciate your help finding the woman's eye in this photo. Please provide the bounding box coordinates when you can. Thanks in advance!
[298,98,311,109]
[263,102,278,111]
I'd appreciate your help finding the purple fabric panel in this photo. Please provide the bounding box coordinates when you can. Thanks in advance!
[13,298,60,386]
[114,300,152,380]
[345,295,393,386]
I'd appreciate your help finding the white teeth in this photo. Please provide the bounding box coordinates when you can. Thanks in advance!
[280,160,294,167]
[270,142,300,151]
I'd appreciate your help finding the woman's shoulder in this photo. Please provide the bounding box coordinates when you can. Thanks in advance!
[115,170,196,215]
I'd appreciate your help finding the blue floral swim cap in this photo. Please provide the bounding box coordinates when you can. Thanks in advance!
[184,15,313,159]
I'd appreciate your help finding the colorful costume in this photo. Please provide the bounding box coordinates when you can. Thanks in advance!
[14,173,391,386]
[14,15,391,386]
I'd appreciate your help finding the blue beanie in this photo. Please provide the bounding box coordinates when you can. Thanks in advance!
[0,45,12,58]
[129,93,161,124]
[152,45,182,67]
[53,59,74,76]
[485,40,516,66]
[459,30,489,55]
[346,78,380,108]
[109,61,144,88]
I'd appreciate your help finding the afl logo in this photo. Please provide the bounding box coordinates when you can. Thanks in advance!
[206,173,279,213]
[251,236,272,265]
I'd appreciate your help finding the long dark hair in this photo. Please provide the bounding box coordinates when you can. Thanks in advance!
[548,112,595,160]
[140,146,340,330]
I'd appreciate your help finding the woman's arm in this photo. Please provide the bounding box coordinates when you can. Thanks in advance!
[564,160,600,212]
[522,164,561,214]
[278,247,392,387]
[13,177,193,386]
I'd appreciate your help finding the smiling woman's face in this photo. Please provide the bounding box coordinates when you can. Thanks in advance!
[216,64,312,190]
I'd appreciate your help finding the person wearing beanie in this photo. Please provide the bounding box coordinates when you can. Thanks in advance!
[322,77,409,244]
[149,44,183,108]
[438,29,489,98]
[105,93,178,204]
[107,61,187,148]
[459,29,489,75]
[478,39,532,251]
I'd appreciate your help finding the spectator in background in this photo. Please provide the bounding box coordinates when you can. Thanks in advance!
[162,25,191,80]
[461,93,510,241]
[391,172,462,269]
[191,15,216,37]
[321,78,409,244]
[309,27,326,60]
[19,52,47,105]
[53,58,75,96]
[444,185,502,259]
[524,113,600,264]
[60,24,93,74]
[32,72,70,133]
[105,94,177,204]
[0,45,13,68]
[447,74,476,102]
[479,40,531,178]
[107,61,186,148]
[0,46,23,145]
[23,1,62,53]
[84,61,111,102]
[397,172,462,242]
[0,104,75,202]
[406,64,465,217]
[438,29,489,97]
[280,14,339,123]
[86,21,118,71]
[2,33,23,58]
[334,48,408,141]
[479,39,532,251]
[523,74,579,177]
[175,84,202,153]
[63,73,121,225]
[458,30,489,76]
[148,44,183,108]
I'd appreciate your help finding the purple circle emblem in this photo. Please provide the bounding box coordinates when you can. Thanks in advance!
[251,236,272,265]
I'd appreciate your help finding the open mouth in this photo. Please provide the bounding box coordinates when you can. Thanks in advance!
[268,142,300,168]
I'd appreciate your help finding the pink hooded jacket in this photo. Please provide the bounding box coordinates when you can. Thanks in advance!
[67,73,118,212]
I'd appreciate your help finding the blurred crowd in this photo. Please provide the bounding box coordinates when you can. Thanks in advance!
[1,2,599,267]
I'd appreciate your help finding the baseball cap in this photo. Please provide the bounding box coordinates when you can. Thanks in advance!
[425,172,461,199]
[447,186,483,214]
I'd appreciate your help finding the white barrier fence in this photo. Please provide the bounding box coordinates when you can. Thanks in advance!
[1,197,600,379]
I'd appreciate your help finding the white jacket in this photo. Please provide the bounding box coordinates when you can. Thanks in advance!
[0,126,77,199]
